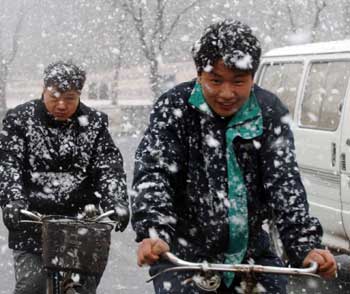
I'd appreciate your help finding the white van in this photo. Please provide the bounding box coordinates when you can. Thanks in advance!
[255,40,350,253]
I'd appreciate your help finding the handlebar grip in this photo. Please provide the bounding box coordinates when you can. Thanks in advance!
[302,261,318,274]
[94,210,115,221]
[20,209,41,221]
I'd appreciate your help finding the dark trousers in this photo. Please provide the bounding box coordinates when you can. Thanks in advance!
[13,250,102,294]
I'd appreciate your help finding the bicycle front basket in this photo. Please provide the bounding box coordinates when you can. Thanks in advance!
[42,217,113,275]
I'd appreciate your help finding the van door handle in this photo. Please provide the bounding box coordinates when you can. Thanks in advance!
[331,142,336,167]
[341,153,346,171]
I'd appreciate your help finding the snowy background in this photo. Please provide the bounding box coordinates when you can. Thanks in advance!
[2,0,350,109]
[1,0,350,293]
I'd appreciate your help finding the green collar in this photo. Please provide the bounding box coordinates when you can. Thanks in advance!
[189,81,263,287]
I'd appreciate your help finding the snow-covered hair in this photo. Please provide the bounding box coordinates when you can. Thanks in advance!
[43,61,86,92]
[191,19,261,75]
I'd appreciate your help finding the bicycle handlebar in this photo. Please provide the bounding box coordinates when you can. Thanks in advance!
[20,209,116,223]
[147,252,320,283]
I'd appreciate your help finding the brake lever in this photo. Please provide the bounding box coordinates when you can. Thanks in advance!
[93,210,115,222]
[20,209,42,221]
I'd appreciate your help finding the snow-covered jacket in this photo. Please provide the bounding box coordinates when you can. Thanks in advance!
[132,80,322,267]
[0,99,128,252]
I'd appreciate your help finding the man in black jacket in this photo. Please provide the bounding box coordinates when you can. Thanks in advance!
[132,20,336,293]
[0,61,129,294]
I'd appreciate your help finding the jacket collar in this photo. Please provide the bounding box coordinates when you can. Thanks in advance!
[36,97,81,128]
[188,82,262,132]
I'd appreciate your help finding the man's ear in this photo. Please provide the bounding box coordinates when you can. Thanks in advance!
[197,72,202,84]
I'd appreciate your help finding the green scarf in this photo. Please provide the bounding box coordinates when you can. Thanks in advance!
[189,82,263,287]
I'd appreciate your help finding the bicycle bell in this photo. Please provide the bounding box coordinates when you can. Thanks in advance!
[84,204,97,218]
[192,272,221,292]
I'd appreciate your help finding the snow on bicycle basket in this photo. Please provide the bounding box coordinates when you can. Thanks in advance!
[42,216,113,275]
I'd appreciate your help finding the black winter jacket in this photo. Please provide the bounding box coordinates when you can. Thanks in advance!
[132,80,322,267]
[0,99,128,252]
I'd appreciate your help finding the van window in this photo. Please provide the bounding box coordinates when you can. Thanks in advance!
[300,61,350,131]
[259,62,303,116]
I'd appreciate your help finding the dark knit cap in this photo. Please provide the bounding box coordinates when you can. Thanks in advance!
[43,61,86,92]
[192,19,261,74]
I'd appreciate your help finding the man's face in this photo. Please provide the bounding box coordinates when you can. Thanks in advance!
[198,59,254,117]
[43,86,80,121]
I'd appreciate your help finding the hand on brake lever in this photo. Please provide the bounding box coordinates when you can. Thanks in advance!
[2,200,28,230]
[303,248,337,279]
[108,205,130,232]
[137,238,170,266]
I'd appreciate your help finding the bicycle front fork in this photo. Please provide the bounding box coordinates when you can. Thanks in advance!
[47,271,80,294]
[46,272,61,294]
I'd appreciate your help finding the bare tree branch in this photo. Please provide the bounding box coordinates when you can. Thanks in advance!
[0,0,35,111]
[0,0,5,56]
[158,0,168,40]
[111,15,127,105]
[119,0,198,97]
[121,1,153,61]
[344,1,350,36]
[312,0,327,30]
[7,3,26,64]
[161,0,199,48]
[152,0,166,52]
[286,3,297,33]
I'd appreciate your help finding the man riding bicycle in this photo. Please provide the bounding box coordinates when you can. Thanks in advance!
[131,20,336,293]
[0,61,129,294]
